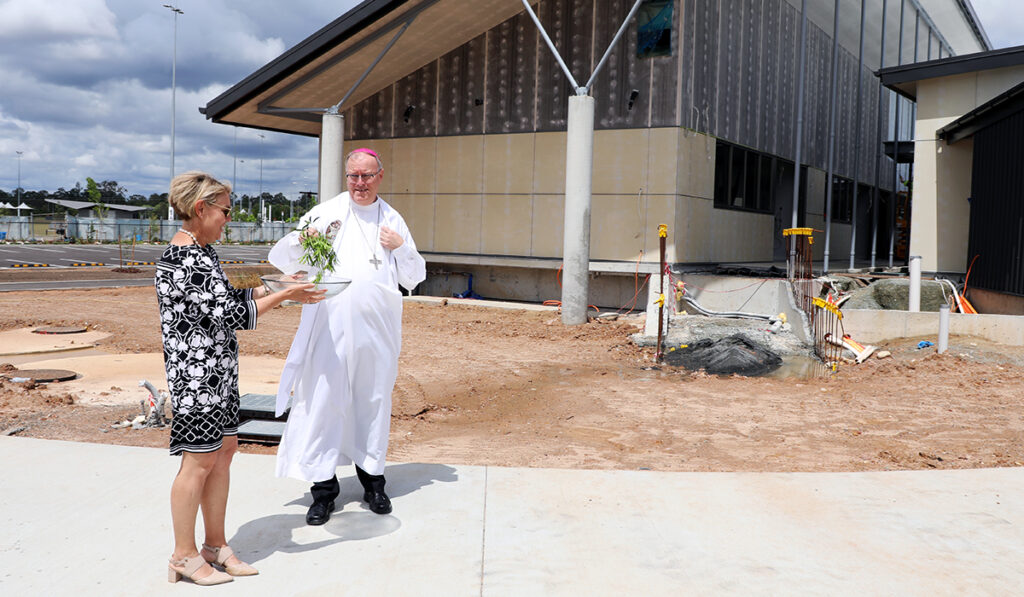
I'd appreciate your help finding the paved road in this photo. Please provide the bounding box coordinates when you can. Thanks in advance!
[0,242,272,269]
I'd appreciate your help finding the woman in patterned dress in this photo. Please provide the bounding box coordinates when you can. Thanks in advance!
[156,171,325,586]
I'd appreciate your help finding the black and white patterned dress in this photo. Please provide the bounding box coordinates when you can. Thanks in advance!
[155,243,258,455]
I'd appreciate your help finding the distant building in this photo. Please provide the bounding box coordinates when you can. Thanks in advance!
[204,0,990,305]
[45,199,151,219]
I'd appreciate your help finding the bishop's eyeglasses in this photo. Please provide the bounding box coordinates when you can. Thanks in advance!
[346,170,381,182]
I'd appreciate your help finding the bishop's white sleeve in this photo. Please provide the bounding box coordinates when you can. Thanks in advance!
[393,241,425,291]
[268,211,321,275]
[268,230,304,275]
[391,219,426,292]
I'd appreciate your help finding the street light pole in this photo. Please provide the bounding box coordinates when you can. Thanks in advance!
[239,159,246,211]
[232,126,237,207]
[163,4,183,221]
[15,151,23,208]
[257,133,265,222]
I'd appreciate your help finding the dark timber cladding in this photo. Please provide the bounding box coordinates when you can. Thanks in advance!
[485,12,538,133]
[967,107,1024,296]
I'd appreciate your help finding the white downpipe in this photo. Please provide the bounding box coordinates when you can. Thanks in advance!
[909,255,921,312]
[937,304,949,353]
[561,95,595,325]
[319,113,345,204]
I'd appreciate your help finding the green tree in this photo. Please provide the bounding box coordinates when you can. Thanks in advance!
[86,177,109,220]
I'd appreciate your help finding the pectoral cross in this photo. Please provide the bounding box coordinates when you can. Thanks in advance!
[369,255,382,269]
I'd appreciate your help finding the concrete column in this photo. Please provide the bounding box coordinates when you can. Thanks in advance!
[561,95,595,325]
[937,304,949,353]
[909,255,921,312]
[319,112,345,204]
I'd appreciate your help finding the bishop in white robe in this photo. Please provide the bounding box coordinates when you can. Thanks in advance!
[268,149,425,523]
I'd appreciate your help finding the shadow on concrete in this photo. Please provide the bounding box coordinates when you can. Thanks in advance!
[229,462,459,564]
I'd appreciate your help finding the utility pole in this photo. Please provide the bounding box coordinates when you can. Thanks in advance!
[162,4,183,221]
[257,133,265,222]
[15,151,23,207]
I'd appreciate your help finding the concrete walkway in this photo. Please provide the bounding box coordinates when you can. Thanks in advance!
[2,436,1023,595]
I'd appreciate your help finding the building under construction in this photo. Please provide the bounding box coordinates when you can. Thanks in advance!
[203,0,1010,309]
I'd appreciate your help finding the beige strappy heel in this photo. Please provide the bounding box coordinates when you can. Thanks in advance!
[202,543,259,577]
[168,554,233,585]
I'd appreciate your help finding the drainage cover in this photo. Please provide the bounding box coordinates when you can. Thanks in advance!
[33,326,88,335]
[2,369,78,382]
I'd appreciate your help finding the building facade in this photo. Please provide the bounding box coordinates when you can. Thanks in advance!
[204,0,989,304]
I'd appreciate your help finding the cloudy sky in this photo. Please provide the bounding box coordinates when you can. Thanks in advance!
[0,0,1022,201]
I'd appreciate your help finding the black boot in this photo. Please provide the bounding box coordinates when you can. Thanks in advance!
[355,465,391,515]
[306,476,339,525]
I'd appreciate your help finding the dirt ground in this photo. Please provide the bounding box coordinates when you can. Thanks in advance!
[2,266,1024,473]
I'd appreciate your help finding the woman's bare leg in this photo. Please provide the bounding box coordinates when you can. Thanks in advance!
[170,450,220,580]
[199,436,245,567]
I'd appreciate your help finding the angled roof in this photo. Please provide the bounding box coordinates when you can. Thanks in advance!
[202,0,529,137]
[45,199,149,212]
[878,44,1024,100]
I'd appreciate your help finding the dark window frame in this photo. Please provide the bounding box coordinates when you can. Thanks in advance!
[713,140,783,215]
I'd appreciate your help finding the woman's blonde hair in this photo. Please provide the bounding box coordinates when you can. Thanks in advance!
[168,171,232,221]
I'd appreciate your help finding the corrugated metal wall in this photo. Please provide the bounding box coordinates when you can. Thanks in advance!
[345,0,898,188]
[968,108,1024,296]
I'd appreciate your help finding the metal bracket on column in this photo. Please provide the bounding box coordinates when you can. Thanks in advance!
[521,0,644,95]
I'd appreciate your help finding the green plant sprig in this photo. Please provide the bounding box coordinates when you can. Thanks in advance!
[298,219,338,283]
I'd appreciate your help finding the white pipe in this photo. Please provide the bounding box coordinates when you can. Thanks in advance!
[561,95,595,325]
[585,0,644,91]
[909,254,921,312]
[937,304,949,353]
[521,0,582,92]
[319,113,345,203]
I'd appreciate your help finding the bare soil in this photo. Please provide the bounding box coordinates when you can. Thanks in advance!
[3,266,1024,472]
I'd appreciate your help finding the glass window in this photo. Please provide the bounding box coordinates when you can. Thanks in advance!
[730,146,745,207]
[713,140,776,215]
[637,1,673,58]
[714,142,731,208]
[758,155,773,212]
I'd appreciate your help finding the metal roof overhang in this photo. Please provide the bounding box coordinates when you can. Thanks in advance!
[937,79,1024,143]
[878,45,1024,101]
[201,0,529,138]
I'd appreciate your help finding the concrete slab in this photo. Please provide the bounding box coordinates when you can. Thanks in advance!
[2,436,1023,595]
[0,327,110,356]
[9,352,284,406]
[407,295,558,312]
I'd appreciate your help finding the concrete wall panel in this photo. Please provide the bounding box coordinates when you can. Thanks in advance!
[481,194,533,255]
[434,194,482,253]
[532,131,568,195]
[647,127,680,195]
[435,136,484,194]
[531,194,565,258]
[592,129,649,195]
[390,137,437,194]
[385,192,435,252]
[483,133,535,195]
